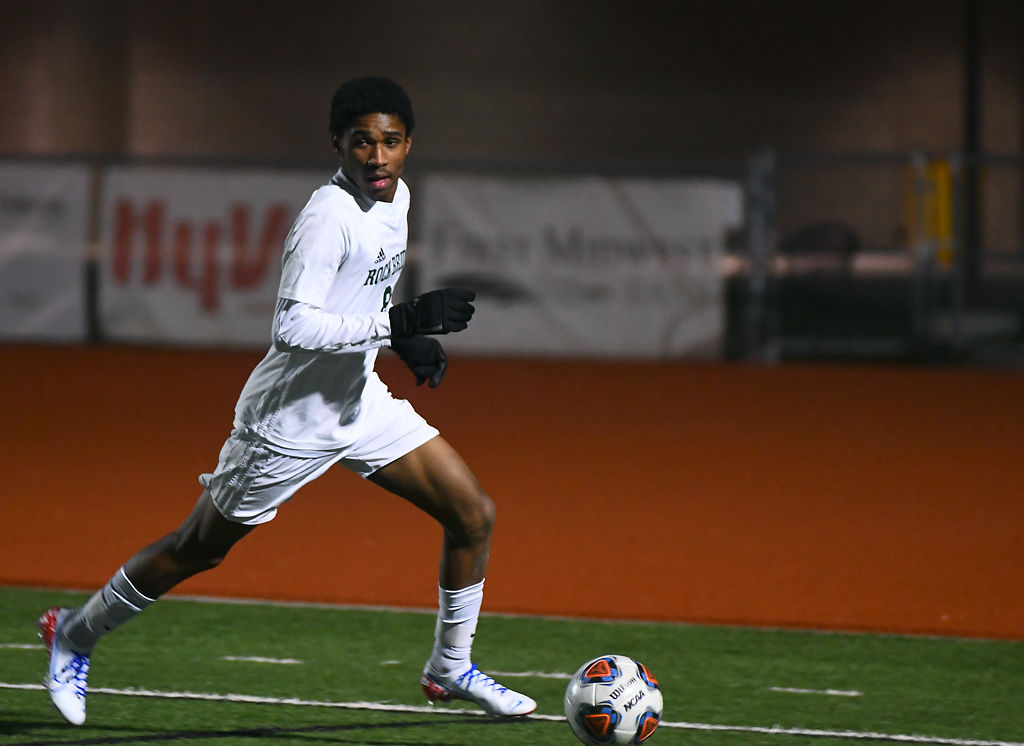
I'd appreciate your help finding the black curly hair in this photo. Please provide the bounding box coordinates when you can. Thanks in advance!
[329,77,415,136]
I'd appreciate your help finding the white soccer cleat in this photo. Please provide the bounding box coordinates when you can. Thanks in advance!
[38,607,89,726]
[421,663,536,717]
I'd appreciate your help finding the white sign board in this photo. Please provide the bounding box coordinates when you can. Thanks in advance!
[0,162,91,341]
[98,166,328,347]
[417,174,743,358]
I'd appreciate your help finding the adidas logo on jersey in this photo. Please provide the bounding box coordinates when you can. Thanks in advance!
[364,249,407,286]
[374,248,387,264]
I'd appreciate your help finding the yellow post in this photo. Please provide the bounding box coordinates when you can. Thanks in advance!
[905,156,956,269]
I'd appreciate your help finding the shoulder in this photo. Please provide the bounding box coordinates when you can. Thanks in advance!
[391,178,411,215]
[293,184,368,235]
[307,183,366,215]
[393,177,409,206]
[395,178,411,205]
[283,186,352,255]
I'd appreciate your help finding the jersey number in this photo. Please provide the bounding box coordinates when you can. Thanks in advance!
[381,285,393,312]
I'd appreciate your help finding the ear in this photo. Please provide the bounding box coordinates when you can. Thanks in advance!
[331,134,341,154]
[404,136,412,156]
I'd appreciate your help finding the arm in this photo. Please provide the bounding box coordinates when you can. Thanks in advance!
[272,298,391,354]
[274,296,449,384]
[275,192,473,353]
[273,197,393,353]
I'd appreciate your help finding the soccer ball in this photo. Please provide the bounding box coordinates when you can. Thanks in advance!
[564,654,663,745]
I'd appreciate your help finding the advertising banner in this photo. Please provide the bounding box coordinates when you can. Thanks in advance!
[417,174,744,357]
[98,166,328,347]
[0,162,91,341]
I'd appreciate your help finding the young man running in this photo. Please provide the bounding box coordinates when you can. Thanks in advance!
[39,76,535,726]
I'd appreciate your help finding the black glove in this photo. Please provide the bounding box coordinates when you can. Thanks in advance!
[389,288,476,337]
[390,335,448,388]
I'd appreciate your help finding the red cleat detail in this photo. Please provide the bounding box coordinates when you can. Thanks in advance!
[421,674,457,703]
[38,608,59,651]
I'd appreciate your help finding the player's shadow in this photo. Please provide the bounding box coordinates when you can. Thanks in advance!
[0,714,540,745]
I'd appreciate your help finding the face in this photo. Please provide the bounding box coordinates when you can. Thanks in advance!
[333,112,412,203]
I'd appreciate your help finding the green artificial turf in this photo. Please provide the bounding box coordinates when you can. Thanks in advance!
[1,587,1022,745]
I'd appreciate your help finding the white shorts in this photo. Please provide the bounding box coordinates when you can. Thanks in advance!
[199,388,439,525]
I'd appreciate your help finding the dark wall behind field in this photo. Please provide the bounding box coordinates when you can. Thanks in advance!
[2,0,1022,163]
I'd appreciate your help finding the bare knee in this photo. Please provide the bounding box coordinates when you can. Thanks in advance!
[173,530,231,573]
[472,490,497,540]
[447,488,496,547]
[124,530,225,597]
[124,494,254,598]
[146,523,235,579]
[169,494,252,574]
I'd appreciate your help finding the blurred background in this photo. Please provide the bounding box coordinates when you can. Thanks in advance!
[3,1,1024,638]
[3,0,1023,364]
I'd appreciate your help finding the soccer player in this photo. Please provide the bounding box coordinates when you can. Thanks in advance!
[38,76,536,726]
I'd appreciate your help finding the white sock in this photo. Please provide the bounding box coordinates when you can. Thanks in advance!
[62,567,156,654]
[428,579,484,677]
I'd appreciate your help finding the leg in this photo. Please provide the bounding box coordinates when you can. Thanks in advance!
[368,436,535,717]
[39,491,255,726]
[124,490,257,598]
[65,490,255,649]
[369,436,494,590]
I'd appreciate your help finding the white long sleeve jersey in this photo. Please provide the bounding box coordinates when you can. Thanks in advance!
[232,169,409,454]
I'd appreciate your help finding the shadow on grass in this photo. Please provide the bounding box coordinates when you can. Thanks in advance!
[0,714,543,745]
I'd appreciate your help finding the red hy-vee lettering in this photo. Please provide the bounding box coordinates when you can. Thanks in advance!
[110,200,292,311]
[363,249,406,286]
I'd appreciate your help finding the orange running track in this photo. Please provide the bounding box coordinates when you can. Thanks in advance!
[2,344,1022,640]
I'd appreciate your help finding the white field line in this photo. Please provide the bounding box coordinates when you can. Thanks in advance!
[221,656,303,664]
[770,686,863,697]
[2,681,1022,746]
[0,643,43,649]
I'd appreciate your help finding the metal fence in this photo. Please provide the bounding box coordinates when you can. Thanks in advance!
[736,149,1024,365]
